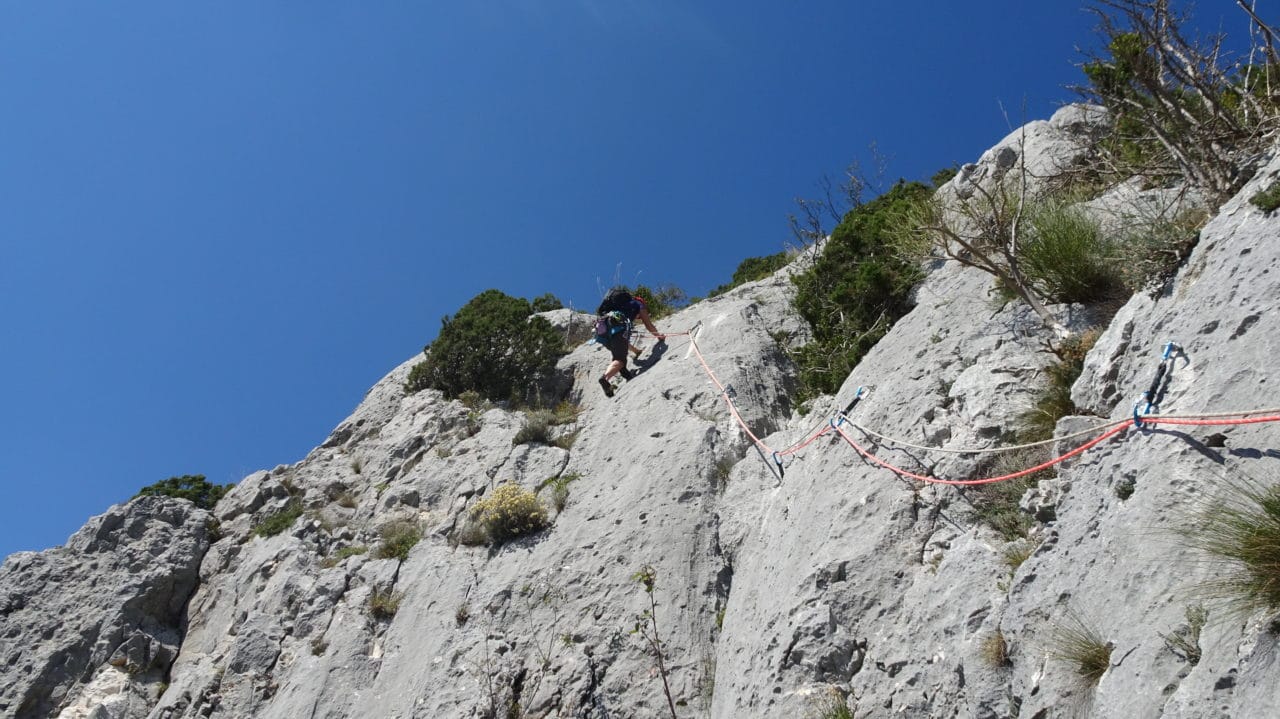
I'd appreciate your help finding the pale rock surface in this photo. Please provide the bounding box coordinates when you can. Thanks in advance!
[7,106,1280,719]
[0,497,210,719]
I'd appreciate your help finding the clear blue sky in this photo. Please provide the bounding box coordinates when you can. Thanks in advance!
[0,2,1248,558]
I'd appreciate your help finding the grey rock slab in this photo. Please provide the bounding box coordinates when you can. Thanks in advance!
[0,497,209,719]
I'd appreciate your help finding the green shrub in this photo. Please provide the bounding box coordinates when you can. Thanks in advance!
[1181,474,1280,616]
[404,289,568,405]
[368,587,403,619]
[470,483,548,545]
[374,520,422,561]
[1251,180,1280,212]
[709,251,790,296]
[1022,202,1126,305]
[930,166,959,188]
[134,474,232,511]
[252,499,303,538]
[633,284,689,319]
[1046,614,1111,685]
[531,293,563,312]
[791,181,928,403]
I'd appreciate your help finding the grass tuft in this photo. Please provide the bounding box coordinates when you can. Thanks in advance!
[806,686,855,719]
[1022,201,1127,305]
[1180,474,1280,616]
[980,630,1011,668]
[1003,539,1040,571]
[368,587,403,619]
[1046,614,1111,685]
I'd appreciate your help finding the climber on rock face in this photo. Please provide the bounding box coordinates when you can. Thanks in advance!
[594,287,665,397]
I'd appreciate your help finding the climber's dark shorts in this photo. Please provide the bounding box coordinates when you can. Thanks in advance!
[605,332,630,364]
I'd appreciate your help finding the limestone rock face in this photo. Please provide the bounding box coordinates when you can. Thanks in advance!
[7,105,1280,719]
[0,497,210,719]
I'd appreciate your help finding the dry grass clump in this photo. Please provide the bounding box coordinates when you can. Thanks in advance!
[368,587,403,619]
[980,630,1010,668]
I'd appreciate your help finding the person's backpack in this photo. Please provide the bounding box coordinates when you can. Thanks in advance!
[593,310,631,343]
[596,288,633,316]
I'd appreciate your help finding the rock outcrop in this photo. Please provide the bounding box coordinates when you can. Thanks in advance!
[0,497,211,719]
[4,105,1280,718]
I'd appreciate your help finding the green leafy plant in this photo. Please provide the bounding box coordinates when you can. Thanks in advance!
[709,251,791,296]
[469,483,548,545]
[134,474,232,511]
[1180,473,1280,616]
[791,181,929,402]
[404,289,568,405]
[536,472,581,512]
[374,520,422,561]
[1046,614,1111,685]
[368,587,403,619]
[1251,180,1280,212]
[252,499,303,538]
[631,565,679,719]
